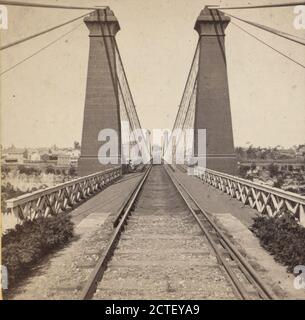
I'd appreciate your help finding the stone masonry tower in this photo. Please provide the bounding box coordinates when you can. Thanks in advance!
[193,7,237,174]
[78,8,121,176]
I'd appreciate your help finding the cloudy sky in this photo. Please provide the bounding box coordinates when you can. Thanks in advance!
[1,0,305,148]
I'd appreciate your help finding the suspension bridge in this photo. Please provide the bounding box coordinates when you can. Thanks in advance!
[1,1,305,300]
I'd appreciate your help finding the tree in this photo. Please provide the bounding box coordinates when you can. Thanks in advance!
[18,165,41,175]
[46,166,55,174]
[74,141,81,150]
[238,165,250,179]
[235,147,244,160]
[68,167,77,176]
[23,148,29,159]
[260,150,267,160]
[269,163,279,178]
[246,145,256,159]
[18,165,26,174]
[274,176,284,188]
[1,166,10,175]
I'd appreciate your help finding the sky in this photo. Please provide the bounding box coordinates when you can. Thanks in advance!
[1,0,305,148]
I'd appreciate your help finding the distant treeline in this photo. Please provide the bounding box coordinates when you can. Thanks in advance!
[2,165,77,176]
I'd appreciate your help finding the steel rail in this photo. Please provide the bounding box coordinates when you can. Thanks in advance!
[112,171,147,228]
[80,165,152,300]
[164,165,277,300]
[164,166,248,299]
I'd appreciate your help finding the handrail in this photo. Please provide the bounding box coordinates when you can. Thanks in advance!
[6,166,121,206]
[192,166,305,225]
[5,166,122,220]
[197,167,305,204]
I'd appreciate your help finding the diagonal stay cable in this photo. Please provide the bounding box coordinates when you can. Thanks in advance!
[0,0,106,10]
[114,39,143,130]
[166,42,199,157]
[219,10,305,46]
[113,39,151,158]
[208,2,305,10]
[0,22,83,76]
[174,78,198,155]
[231,21,305,69]
[0,11,93,51]
[172,41,199,132]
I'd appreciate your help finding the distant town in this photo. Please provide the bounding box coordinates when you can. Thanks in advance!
[1,143,305,212]
[236,144,305,196]
[1,141,81,172]
[1,142,81,211]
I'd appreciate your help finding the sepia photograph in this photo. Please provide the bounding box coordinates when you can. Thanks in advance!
[1,0,305,307]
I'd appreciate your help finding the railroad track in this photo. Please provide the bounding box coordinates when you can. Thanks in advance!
[80,165,276,300]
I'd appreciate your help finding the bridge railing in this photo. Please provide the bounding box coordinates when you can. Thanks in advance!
[5,166,122,221]
[192,166,305,226]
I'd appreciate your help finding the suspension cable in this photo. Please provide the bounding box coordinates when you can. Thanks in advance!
[174,78,198,152]
[0,22,83,76]
[114,39,143,130]
[0,11,93,51]
[0,1,106,10]
[208,2,305,10]
[172,41,199,132]
[219,10,305,46]
[231,21,305,69]
[166,43,199,158]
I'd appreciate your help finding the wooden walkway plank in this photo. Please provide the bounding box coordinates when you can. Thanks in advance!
[8,172,144,300]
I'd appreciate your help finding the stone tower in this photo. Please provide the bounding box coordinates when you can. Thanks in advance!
[78,8,121,176]
[193,7,237,174]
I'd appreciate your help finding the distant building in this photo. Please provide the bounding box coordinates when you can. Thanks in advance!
[296,145,305,159]
[2,147,25,164]
[277,148,296,159]
[69,149,81,158]
[49,155,58,161]
[57,154,71,167]
[240,159,305,172]
[40,153,50,162]
[29,151,41,162]
[69,149,81,167]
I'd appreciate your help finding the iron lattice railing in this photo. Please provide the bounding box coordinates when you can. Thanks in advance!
[193,166,305,226]
[5,166,122,221]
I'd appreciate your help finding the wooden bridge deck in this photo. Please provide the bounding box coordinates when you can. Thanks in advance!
[171,168,257,227]
[7,167,304,300]
[8,172,144,300]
